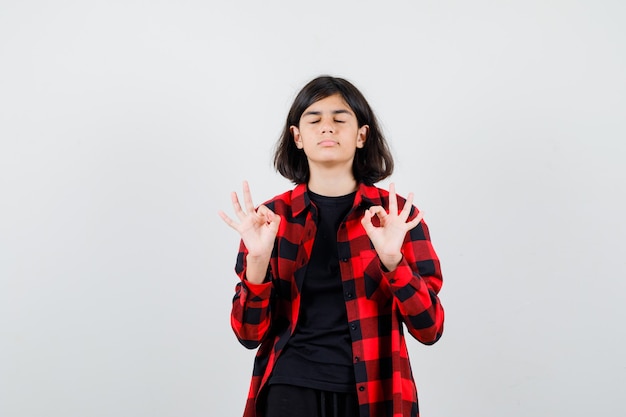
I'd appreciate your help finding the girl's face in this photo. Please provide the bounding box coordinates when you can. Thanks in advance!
[290,94,369,171]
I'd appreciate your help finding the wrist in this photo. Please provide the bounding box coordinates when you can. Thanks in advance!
[245,254,271,284]
[246,253,271,264]
[379,254,403,272]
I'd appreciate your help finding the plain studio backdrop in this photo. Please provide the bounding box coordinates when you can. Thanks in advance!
[1,1,625,416]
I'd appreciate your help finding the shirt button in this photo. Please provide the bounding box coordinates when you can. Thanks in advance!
[341,258,348,263]
[350,323,357,330]
[354,356,360,362]
[345,292,353,299]
[359,386,365,392]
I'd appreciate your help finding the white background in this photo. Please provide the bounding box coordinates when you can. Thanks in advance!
[1,1,625,416]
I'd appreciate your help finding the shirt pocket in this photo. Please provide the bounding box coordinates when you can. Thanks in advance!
[359,249,393,305]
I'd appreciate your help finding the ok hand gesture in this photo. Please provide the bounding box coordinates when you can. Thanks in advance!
[361,183,423,272]
[219,181,280,283]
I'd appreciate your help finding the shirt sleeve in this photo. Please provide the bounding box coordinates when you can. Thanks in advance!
[380,217,444,345]
[230,240,274,349]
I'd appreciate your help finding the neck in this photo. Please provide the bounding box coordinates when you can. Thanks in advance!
[307,164,358,197]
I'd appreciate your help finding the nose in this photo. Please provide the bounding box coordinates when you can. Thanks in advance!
[320,118,334,134]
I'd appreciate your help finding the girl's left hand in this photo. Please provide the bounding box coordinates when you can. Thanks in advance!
[361,183,423,272]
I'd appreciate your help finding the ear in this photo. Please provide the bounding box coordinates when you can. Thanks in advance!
[356,125,369,149]
[291,125,303,149]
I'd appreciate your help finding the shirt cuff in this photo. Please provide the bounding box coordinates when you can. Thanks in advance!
[242,280,272,299]
[381,258,414,287]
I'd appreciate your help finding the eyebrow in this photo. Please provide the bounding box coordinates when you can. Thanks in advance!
[301,109,353,117]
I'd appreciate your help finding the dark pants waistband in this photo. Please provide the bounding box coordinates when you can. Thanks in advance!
[265,384,359,417]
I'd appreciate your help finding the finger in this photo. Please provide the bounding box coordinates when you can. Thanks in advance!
[360,209,375,234]
[257,205,275,223]
[242,180,256,213]
[368,206,387,221]
[218,210,239,230]
[388,183,398,216]
[405,210,424,230]
[267,212,281,233]
[231,191,247,220]
[399,192,415,221]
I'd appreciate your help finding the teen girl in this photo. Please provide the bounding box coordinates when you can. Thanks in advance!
[219,76,444,417]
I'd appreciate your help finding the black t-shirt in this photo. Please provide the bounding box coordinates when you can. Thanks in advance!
[268,190,356,392]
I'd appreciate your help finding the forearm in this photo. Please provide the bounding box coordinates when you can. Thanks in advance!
[231,278,273,348]
[244,254,272,284]
[382,258,444,344]
[230,240,275,347]
[382,222,445,344]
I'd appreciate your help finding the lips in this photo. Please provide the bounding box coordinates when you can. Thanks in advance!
[318,140,338,146]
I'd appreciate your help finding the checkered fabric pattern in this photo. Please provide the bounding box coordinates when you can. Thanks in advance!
[230,183,444,417]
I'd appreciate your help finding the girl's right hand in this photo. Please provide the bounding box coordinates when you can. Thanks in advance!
[218,181,280,260]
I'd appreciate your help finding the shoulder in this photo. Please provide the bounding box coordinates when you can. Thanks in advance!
[263,189,293,208]
[261,183,306,214]
[360,183,410,208]
[359,183,395,204]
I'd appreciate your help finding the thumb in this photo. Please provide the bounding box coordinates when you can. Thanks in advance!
[268,213,281,231]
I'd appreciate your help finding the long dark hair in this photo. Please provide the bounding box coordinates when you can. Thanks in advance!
[273,76,394,185]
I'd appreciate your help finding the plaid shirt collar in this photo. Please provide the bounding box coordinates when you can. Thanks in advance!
[290,182,384,217]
